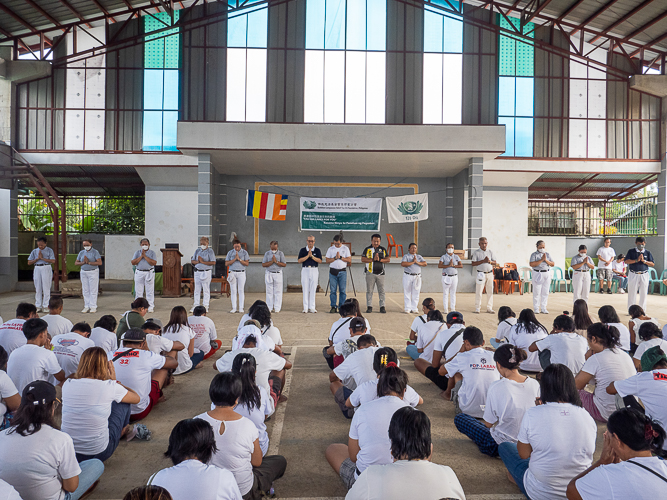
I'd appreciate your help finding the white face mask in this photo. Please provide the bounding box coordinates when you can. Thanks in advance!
[538,248,546,254]
[579,252,586,258]
[84,246,91,251]
[141,245,149,251]
[637,244,645,251]
[446,248,454,254]
[271,249,277,254]
[200,244,207,250]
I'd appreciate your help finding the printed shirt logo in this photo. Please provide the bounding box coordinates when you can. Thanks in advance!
[303,200,317,209]
[58,338,79,347]
[397,200,423,216]
[653,372,667,381]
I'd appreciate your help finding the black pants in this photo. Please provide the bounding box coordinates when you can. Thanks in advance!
[242,455,288,500]
[323,346,335,370]
[424,366,449,391]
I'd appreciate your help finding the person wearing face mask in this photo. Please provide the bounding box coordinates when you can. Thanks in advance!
[131,238,157,313]
[226,239,250,314]
[571,245,594,304]
[529,240,555,314]
[625,236,654,314]
[75,239,103,313]
[437,243,462,314]
[190,237,216,313]
[471,237,497,314]
[27,236,55,313]
[297,236,322,313]
[262,241,286,313]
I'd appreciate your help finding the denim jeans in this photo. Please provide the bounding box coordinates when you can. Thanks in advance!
[612,275,628,290]
[406,344,419,360]
[329,270,347,308]
[65,459,104,500]
[184,351,206,374]
[498,442,530,498]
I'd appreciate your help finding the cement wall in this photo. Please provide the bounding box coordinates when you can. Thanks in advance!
[0,189,17,293]
[565,236,665,274]
[144,190,198,265]
[105,235,146,280]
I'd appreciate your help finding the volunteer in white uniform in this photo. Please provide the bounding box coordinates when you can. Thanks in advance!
[27,237,55,312]
[401,243,427,314]
[75,239,102,313]
[297,236,322,313]
[571,245,594,303]
[625,237,654,314]
[529,240,554,314]
[131,238,157,313]
[262,241,286,313]
[471,237,497,314]
[438,243,462,313]
[190,236,216,312]
[595,237,616,295]
[226,239,250,314]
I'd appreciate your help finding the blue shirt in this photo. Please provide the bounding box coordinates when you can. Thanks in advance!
[28,247,54,266]
[626,248,653,273]
[132,249,157,271]
[298,246,322,267]
[192,248,216,271]
[402,254,425,274]
[76,248,102,271]
[226,249,250,271]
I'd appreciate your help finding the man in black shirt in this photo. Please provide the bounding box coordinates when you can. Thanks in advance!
[298,236,322,313]
[624,236,654,313]
[360,234,391,313]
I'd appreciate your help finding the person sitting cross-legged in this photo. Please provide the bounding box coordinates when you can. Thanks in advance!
[528,314,588,375]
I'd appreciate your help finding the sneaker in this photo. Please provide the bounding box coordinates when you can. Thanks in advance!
[542,310,549,314]
[89,307,97,314]
[205,306,209,312]
[487,309,495,314]
[190,306,195,313]
[148,307,154,313]
[533,309,540,315]
[302,310,308,313]
[607,289,612,294]
[366,307,372,313]
[619,289,626,294]
[239,309,244,314]
[380,306,386,313]
[309,309,317,313]
[330,306,338,313]
[230,309,237,314]
[405,310,411,314]
[81,307,89,313]
[599,288,604,294]
[474,310,480,314]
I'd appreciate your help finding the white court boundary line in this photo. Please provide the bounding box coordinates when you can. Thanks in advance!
[267,346,298,456]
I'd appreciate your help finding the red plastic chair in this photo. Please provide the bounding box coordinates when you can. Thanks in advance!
[386,234,403,258]
[502,263,523,295]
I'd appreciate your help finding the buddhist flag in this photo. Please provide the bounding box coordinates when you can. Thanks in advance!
[246,190,288,220]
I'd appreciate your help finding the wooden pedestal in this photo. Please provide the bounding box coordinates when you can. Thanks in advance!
[160,248,183,297]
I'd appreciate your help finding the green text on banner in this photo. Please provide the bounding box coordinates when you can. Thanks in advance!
[300,197,382,231]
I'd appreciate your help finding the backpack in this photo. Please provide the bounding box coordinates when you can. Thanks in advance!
[494,268,505,280]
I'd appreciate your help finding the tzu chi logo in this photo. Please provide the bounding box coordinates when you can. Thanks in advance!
[397,200,423,216]
[303,200,317,210]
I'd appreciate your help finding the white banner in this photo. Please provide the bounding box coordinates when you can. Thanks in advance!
[386,193,429,223]
[300,197,382,231]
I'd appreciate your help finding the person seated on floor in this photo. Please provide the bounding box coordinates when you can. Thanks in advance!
[632,323,667,371]
[598,305,632,353]
[233,323,277,353]
[490,306,518,349]
[0,346,20,431]
[325,318,368,367]
[499,364,597,500]
[437,327,499,417]
[62,347,140,462]
[0,303,37,356]
[345,406,466,500]
[139,321,185,358]
[326,363,411,490]
[41,297,73,338]
[52,322,95,378]
[346,347,422,412]
[406,298,436,361]
[196,372,287,500]
[345,298,371,334]
[7,318,65,395]
[0,381,105,500]
[251,305,283,356]
[90,315,118,355]
[150,418,242,500]
[187,306,222,361]
[123,486,173,500]
[566,408,667,500]
[628,305,659,353]
[116,298,150,340]
[330,335,379,418]
[573,299,595,337]
[237,301,269,332]
[529,314,588,375]
[163,306,199,375]
[454,344,539,457]
[506,309,548,373]
[413,311,465,392]
[112,329,178,423]
[325,303,366,369]
[575,323,636,423]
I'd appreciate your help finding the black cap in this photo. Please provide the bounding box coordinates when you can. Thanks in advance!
[121,328,147,342]
[22,380,56,406]
[350,317,366,331]
[446,311,463,323]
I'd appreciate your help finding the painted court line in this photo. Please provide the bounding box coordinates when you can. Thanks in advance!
[267,346,298,456]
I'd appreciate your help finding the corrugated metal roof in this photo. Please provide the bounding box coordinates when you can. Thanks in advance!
[30,164,144,196]
[529,172,658,201]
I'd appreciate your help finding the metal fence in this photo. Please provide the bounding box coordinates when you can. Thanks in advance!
[528,197,657,236]
[18,195,145,234]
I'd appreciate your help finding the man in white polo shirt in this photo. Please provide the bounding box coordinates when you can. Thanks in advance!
[471,237,497,314]
[131,238,157,313]
[27,236,55,312]
[262,241,286,313]
[595,238,616,295]
[326,235,352,314]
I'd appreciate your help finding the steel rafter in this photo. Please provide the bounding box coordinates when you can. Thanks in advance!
[569,0,623,38]
[589,0,657,45]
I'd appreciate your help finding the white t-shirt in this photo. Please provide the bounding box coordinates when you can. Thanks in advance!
[0,371,18,420]
[614,369,667,450]
[410,314,427,333]
[495,317,517,341]
[163,325,196,375]
[196,413,258,496]
[348,379,420,408]
[574,456,667,500]
[606,322,631,351]
[433,323,466,362]
[89,327,118,355]
[144,334,174,355]
[41,315,73,338]
[151,459,242,500]
[329,317,354,344]
[333,335,361,358]
[7,344,62,395]
[234,385,274,456]
[596,246,616,270]
[112,349,166,414]
[634,338,667,362]
[326,244,351,270]
[483,377,540,444]
[0,425,81,500]
[630,318,659,344]
[61,378,128,455]
[508,324,548,372]
[0,320,26,356]
[612,260,626,274]
[237,313,251,331]
[51,333,96,377]
[346,460,465,500]
[518,403,597,500]
[334,347,379,390]
[216,348,286,395]
[444,347,500,418]
[261,325,283,346]
[415,322,446,362]
[188,315,218,354]
[535,332,588,375]
[581,348,637,420]
[0,479,21,500]
[349,395,410,475]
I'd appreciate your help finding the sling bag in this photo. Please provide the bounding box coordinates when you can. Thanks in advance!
[441,327,464,360]
[419,316,427,324]
[329,317,352,342]
[112,348,137,362]
[422,323,447,351]
[627,460,667,484]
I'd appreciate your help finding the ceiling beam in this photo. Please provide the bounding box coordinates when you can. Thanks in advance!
[524,0,555,24]
[24,0,63,28]
[0,3,53,47]
[570,0,623,38]
[534,178,652,184]
[56,0,93,28]
[622,8,667,42]
[589,0,657,44]
[557,174,600,200]
[556,0,587,22]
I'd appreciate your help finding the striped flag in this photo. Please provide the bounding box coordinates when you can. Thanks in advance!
[246,190,288,220]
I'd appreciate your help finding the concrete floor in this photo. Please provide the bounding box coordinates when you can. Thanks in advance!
[1,286,664,500]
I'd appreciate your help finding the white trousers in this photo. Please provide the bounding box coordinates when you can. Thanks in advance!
[81,268,99,309]
[532,270,551,312]
[627,271,649,313]
[301,267,319,311]
[265,272,283,312]
[403,273,422,312]
[194,270,212,307]
[33,265,52,308]
[441,275,458,312]
[572,271,591,303]
[229,271,246,312]
[474,272,494,311]
[134,269,155,309]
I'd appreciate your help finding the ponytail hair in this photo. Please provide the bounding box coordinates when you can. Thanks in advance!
[587,322,621,349]
[377,364,408,398]
[231,353,261,411]
[373,347,398,375]
[607,408,667,459]
[493,344,527,370]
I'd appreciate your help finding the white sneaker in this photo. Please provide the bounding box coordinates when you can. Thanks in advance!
[487,309,495,314]
[542,310,549,314]
[230,309,237,314]
[619,289,626,294]
[148,307,154,313]
[205,306,209,312]
[89,307,97,313]
[534,309,540,315]
[302,310,308,313]
[239,309,244,314]
[309,309,317,313]
[474,310,480,314]
[81,307,89,313]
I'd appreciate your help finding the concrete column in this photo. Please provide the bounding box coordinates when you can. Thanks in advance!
[198,153,213,240]
[0,188,18,293]
[213,170,228,255]
[658,95,667,270]
[467,157,484,256]
[445,177,454,244]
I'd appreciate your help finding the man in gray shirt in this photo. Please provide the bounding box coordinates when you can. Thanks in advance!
[470,237,497,314]
[27,236,55,312]
[131,238,158,313]
[191,236,216,312]
[529,240,555,314]
[75,239,102,313]
[225,239,250,314]
[262,241,286,313]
